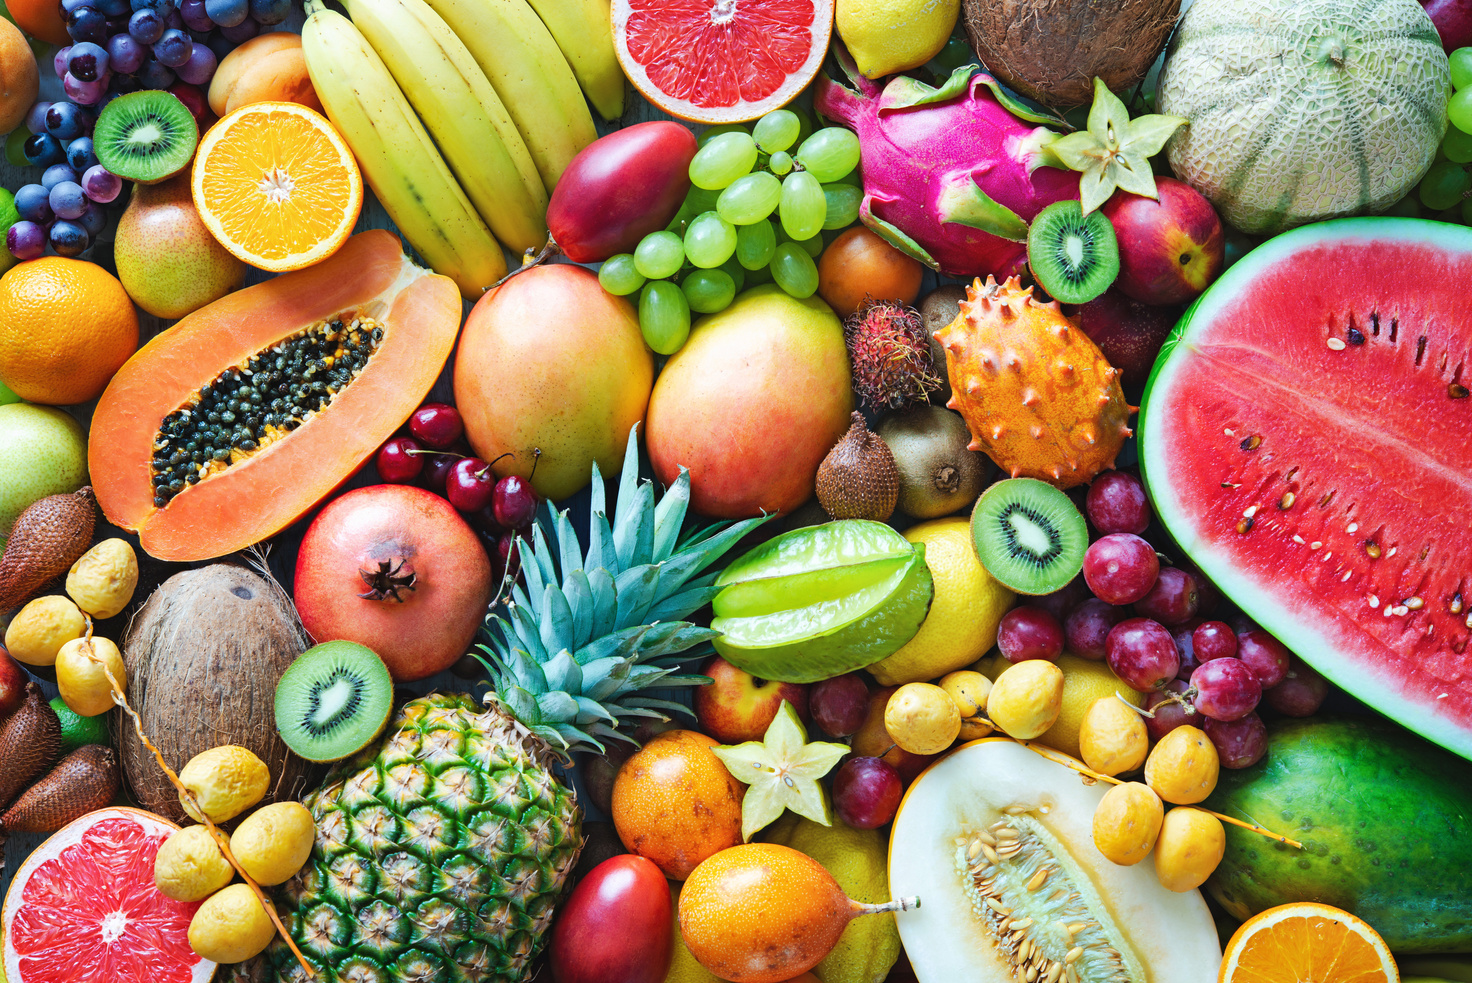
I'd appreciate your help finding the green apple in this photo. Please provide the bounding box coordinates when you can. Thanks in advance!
[0,403,88,549]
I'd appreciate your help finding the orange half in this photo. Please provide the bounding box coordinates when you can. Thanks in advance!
[191,101,363,272]
[1221,902,1399,983]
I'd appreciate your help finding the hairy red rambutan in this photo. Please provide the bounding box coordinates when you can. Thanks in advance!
[843,299,942,411]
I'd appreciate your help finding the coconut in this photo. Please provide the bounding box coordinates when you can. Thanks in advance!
[119,563,314,822]
[961,0,1181,108]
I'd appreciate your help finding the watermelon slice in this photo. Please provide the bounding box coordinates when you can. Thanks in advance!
[1140,218,1472,760]
[2,808,215,983]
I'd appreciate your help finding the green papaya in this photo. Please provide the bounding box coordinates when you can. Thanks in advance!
[1206,716,1472,952]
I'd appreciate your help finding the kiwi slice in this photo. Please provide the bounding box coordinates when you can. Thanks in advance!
[970,477,1087,595]
[1026,200,1119,305]
[93,91,199,185]
[274,640,394,762]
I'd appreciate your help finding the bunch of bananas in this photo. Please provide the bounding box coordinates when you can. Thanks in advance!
[301,0,621,299]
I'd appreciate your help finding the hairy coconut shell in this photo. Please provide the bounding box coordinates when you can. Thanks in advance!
[0,487,96,610]
[2,744,119,832]
[0,682,61,808]
[120,563,315,821]
[962,0,1181,108]
[817,412,900,521]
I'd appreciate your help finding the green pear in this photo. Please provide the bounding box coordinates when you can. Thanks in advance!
[114,174,247,320]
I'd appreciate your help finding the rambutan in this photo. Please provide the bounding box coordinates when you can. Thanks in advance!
[843,299,942,411]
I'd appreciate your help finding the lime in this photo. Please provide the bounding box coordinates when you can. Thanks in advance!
[49,696,110,752]
[0,186,18,278]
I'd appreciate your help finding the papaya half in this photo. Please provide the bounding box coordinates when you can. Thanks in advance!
[90,230,461,562]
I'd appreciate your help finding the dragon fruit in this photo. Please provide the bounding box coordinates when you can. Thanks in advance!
[814,57,1080,279]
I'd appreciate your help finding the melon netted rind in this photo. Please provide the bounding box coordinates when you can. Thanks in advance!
[1157,0,1449,236]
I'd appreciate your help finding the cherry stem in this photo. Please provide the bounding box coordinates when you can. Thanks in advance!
[405,448,464,458]
[477,452,516,480]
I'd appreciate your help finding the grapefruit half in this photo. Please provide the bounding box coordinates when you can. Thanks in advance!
[2,808,215,983]
[612,0,835,123]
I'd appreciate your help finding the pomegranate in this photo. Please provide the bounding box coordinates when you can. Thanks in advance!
[294,484,494,681]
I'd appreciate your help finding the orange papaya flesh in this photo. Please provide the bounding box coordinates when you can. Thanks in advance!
[89,229,462,562]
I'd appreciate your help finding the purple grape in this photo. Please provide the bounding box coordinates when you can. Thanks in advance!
[78,199,108,236]
[61,0,91,13]
[1236,629,1291,689]
[218,15,255,41]
[54,45,73,79]
[247,0,286,24]
[1133,566,1200,625]
[1064,597,1127,660]
[1032,577,1090,622]
[14,184,52,223]
[81,164,122,203]
[1085,470,1151,535]
[7,221,47,260]
[187,26,210,41]
[111,73,142,96]
[67,5,109,42]
[1264,658,1328,717]
[65,73,109,105]
[22,133,66,167]
[1171,620,1203,681]
[1192,620,1238,663]
[138,56,175,89]
[41,164,78,190]
[153,28,192,67]
[997,606,1065,663]
[164,5,185,28]
[97,0,130,16]
[1105,617,1180,692]
[128,7,165,42]
[178,0,211,30]
[25,102,52,135]
[66,137,97,172]
[203,0,247,26]
[1203,712,1268,769]
[107,33,146,75]
[48,220,90,257]
[175,42,216,85]
[1189,657,1261,722]
[48,182,88,221]
[44,101,88,142]
[205,31,234,60]
[67,41,109,82]
[128,0,160,12]
[1082,533,1160,606]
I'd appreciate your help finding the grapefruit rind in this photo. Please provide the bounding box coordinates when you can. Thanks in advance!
[1,807,214,983]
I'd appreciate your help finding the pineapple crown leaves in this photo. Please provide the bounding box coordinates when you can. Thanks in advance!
[1044,78,1186,215]
[478,424,772,757]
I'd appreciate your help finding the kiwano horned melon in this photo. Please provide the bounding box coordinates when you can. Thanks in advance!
[90,230,461,561]
[889,739,1221,983]
[1158,0,1448,235]
[1140,218,1472,760]
[938,277,1133,489]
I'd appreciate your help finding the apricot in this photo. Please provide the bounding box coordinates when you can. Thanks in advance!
[611,730,744,880]
[817,227,925,318]
[207,33,322,117]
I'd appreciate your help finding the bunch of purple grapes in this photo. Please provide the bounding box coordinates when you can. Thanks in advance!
[9,100,119,258]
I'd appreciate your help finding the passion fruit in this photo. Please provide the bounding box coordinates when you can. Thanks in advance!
[885,682,961,755]
[177,744,270,824]
[939,670,993,741]
[1078,696,1148,776]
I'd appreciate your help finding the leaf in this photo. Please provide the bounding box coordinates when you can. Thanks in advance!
[859,198,940,269]
[652,467,690,563]
[876,64,973,113]
[935,172,1029,241]
[539,583,574,657]
[586,567,618,639]
[536,690,581,724]
[553,509,583,580]
[502,685,541,726]
[540,648,581,695]
[613,480,654,570]
[562,568,594,650]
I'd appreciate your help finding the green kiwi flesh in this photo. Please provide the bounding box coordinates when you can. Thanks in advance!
[1026,200,1119,305]
[93,91,199,184]
[274,640,394,762]
[879,405,990,519]
[970,477,1087,594]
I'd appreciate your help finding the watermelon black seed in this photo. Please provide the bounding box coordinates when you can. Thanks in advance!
[1279,492,1296,509]
[1240,435,1262,451]
[1347,325,1365,345]
[1449,383,1468,399]
[1237,516,1255,534]
[1452,594,1465,615]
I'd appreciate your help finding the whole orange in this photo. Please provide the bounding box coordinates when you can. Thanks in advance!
[817,227,925,318]
[5,0,69,47]
[0,259,138,405]
[611,729,744,880]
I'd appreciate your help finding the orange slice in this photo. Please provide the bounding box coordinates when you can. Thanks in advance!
[191,101,363,272]
[1221,902,1399,983]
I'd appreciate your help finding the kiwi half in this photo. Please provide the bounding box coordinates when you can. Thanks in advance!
[274,640,394,762]
[1026,200,1119,305]
[93,91,198,185]
[970,477,1087,594]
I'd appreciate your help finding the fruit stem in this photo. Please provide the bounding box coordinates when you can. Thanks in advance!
[853,895,921,916]
[81,616,318,978]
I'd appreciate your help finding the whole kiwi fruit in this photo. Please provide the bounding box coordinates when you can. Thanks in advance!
[879,406,991,519]
[921,285,966,406]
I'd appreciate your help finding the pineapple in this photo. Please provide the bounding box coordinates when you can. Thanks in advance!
[267,428,770,983]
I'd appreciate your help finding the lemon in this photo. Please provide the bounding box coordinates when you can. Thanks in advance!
[869,518,1014,686]
[1035,654,1144,759]
[837,0,961,79]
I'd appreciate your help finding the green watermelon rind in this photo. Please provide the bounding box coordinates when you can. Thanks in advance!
[1138,216,1472,761]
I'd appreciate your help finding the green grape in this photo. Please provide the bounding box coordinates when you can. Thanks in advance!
[791,106,813,145]
[1447,125,1472,164]
[684,211,739,268]
[771,242,819,298]
[720,256,746,293]
[690,132,759,190]
[745,262,774,286]
[681,269,736,313]
[1453,47,1472,90]
[753,109,801,153]
[1387,195,1422,218]
[793,233,824,258]
[598,253,645,295]
[634,230,686,280]
[698,123,749,148]
[1418,160,1470,211]
[822,182,863,229]
[639,280,691,355]
[795,127,862,183]
[780,170,827,241]
[717,172,783,225]
[736,219,777,270]
[1462,195,1472,224]
[1451,88,1472,135]
[769,151,794,176]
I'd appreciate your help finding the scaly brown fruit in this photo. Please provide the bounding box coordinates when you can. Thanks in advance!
[817,412,899,521]
[0,486,96,610]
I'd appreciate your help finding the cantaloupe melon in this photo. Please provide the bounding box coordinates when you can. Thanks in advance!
[1158,0,1449,235]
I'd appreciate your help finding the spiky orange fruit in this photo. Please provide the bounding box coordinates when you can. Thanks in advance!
[938,276,1134,488]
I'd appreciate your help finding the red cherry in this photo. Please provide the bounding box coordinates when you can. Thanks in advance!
[376,437,423,483]
[493,475,539,528]
[409,402,465,450]
[446,457,495,513]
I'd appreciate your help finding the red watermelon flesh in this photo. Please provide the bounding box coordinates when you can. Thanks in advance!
[1140,217,1472,759]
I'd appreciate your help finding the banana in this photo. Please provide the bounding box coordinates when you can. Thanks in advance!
[301,0,505,299]
[419,0,597,194]
[523,0,625,121]
[342,0,549,254]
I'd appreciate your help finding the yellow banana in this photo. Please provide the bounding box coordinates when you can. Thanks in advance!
[523,0,625,121]
[342,0,549,254]
[419,0,597,193]
[301,0,505,299]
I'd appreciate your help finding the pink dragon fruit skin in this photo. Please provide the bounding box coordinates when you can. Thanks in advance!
[814,62,1080,280]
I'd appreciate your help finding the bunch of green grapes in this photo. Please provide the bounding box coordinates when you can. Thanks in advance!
[598,108,864,355]
[1416,47,1472,217]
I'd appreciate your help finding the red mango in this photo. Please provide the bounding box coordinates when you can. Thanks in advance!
[550,854,672,983]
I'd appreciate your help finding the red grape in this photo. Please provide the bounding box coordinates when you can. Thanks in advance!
[1191,621,1238,662]
[1227,612,1259,635]
[447,457,495,512]
[1082,534,1160,605]
[409,402,465,450]
[1085,470,1151,534]
[1144,681,1196,741]
[1133,567,1199,625]
[1265,658,1329,717]
[493,475,539,529]
[1204,712,1268,769]
[1105,618,1180,692]
[811,673,870,738]
[997,606,1065,663]
[1191,570,1221,617]
[1236,629,1290,689]
[1170,619,1203,681]
[1032,578,1090,622]
[375,436,423,483]
[1190,657,1261,722]
[832,756,903,829]
[1064,598,1127,660]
